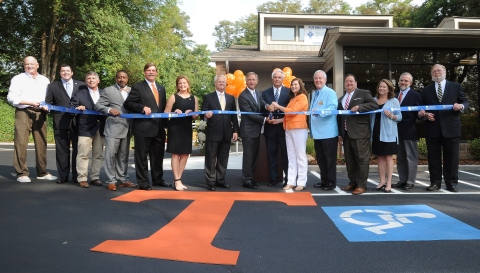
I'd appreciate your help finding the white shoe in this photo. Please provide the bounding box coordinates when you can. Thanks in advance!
[37,174,58,180]
[17,176,31,183]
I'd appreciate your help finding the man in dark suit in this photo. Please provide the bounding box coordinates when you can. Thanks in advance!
[393,72,422,191]
[123,63,170,190]
[262,69,290,187]
[202,74,239,191]
[418,64,469,192]
[95,70,137,191]
[70,71,106,188]
[45,64,84,184]
[238,72,266,189]
[338,74,378,195]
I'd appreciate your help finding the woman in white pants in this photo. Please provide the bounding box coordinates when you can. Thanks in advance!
[271,78,309,191]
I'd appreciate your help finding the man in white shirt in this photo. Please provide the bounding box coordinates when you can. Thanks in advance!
[7,56,57,183]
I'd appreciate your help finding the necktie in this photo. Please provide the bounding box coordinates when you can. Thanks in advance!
[66,82,72,98]
[251,91,257,104]
[437,84,443,102]
[344,93,351,131]
[220,93,226,110]
[274,88,279,102]
[398,91,403,103]
[151,83,159,106]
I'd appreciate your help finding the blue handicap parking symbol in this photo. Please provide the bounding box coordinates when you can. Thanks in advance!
[322,205,480,242]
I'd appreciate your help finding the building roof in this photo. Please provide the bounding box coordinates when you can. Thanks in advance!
[211,45,320,59]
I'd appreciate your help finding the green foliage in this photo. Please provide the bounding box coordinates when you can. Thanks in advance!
[418,138,428,157]
[353,0,415,27]
[409,0,480,28]
[461,112,480,140]
[257,0,304,13]
[468,138,480,160]
[304,0,352,14]
[306,137,316,158]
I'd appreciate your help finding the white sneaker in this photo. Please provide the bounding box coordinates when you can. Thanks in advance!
[37,174,58,180]
[17,176,31,183]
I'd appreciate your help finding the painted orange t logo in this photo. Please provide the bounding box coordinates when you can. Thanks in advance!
[91,191,317,265]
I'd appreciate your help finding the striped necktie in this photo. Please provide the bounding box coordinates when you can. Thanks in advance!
[437,84,443,102]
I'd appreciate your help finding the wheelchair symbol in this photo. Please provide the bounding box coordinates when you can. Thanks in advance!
[340,209,436,235]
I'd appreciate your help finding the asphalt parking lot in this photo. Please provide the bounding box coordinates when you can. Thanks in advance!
[1,143,480,273]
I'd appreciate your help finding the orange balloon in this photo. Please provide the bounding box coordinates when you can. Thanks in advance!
[233,76,244,89]
[226,73,235,85]
[283,67,292,77]
[225,84,236,96]
[233,70,244,78]
[283,77,291,88]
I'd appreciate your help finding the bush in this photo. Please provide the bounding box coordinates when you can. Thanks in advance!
[418,138,428,157]
[461,112,480,140]
[468,138,480,160]
[306,137,315,158]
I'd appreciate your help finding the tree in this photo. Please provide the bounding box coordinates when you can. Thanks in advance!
[213,20,241,52]
[354,0,415,27]
[257,0,303,13]
[304,0,352,14]
[409,0,480,28]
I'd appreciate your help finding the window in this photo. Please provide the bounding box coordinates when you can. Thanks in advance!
[298,27,304,42]
[271,26,296,41]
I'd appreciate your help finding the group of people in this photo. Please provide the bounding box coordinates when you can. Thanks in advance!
[7,56,469,194]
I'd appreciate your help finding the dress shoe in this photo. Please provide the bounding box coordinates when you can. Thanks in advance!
[268,181,279,187]
[90,179,103,186]
[446,186,458,192]
[107,183,117,191]
[154,181,172,187]
[118,181,138,188]
[243,182,257,189]
[403,184,414,190]
[373,185,386,191]
[78,181,89,188]
[207,185,216,191]
[426,184,440,191]
[323,185,336,191]
[314,183,327,188]
[341,185,356,191]
[252,180,260,187]
[216,183,230,189]
[383,188,392,193]
[352,188,366,195]
[393,182,407,188]
[56,178,68,184]
[139,183,152,190]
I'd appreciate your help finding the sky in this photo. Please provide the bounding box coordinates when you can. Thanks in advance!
[179,0,424,51]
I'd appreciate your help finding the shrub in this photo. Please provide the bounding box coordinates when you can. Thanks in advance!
[418,138,428,157]
[468,138,480,160]
[306,137,315,158]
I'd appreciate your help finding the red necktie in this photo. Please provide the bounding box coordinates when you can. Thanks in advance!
[344,93,351,131]
[398,91,403,103]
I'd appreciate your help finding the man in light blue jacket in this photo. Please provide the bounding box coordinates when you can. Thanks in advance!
[310,70,338,191]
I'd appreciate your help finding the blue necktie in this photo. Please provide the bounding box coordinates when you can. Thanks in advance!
[274,88,279,102]
[66,82,72,98]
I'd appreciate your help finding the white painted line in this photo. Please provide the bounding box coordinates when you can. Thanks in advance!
[460,170,480,177]
[309,171,348,195]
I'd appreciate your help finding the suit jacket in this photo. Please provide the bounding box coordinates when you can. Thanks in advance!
[421,81,469,138]
[45,79,85,130]
[123,80,167,138]
[261,86,290,137]
[94,85,130,139]
[70,87,106,137]
[238,88,265,138]
[397,89,422,141]
[201,91,239,142]
[337,88,378,139]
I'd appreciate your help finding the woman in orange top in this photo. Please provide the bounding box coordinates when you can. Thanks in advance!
[271,78,309,191]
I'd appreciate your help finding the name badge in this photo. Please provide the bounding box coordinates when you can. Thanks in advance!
[318,100,323,105]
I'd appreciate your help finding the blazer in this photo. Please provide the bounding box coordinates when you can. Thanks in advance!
[370,98,402,143]
[283,94,308,131]
[262,85,290,137]
[396,89,422,141]
[94,85,130,139]
[421,81,469,138]
[45,79,85,130]
[337,88,378,139]
[123,80,167,138]
[238,88,265,138]
[309,86,338,140]
[201,91,239,142]
[70,87,106,137]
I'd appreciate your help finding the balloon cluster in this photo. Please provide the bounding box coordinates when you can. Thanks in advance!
[273,67,296,88]
[225,70,245,98]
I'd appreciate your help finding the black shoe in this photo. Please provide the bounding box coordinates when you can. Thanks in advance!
[393,182,406,188]
[216,183,230,189]
[446,186,458,192]
[323,185,335,191]
[268,181,279,187]
[314,183,327,188]
[56,178,68,184]
[426,184,440,191]
[90,179,103,186]
[207,185,216,191]
[373,185,386,191]
[403,184,415,190]
[243,182,257,189]
[155,181,172,187]
[383,189,392,193]
[253,181,260,187]
[139,183,152,191]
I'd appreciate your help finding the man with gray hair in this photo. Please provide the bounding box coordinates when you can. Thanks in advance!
[393,72,422,190]
[310,70,338,191]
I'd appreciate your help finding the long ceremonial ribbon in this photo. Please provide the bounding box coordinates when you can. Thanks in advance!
[40,102,453,119]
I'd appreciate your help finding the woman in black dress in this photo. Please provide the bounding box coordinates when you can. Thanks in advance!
[371,79,402,193]
[164,75,198,190]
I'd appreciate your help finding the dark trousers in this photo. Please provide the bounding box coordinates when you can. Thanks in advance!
[314,137,338,187]
[344,133,371,189]
[204,139,231,186]
[54,128,78,181]
[426,135,459,187]
[241,136,260,184]
[133,133,165,186]
[265,133,288,183]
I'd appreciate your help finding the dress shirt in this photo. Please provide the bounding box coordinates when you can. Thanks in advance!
[398,87,410,104]
[435,79,446,98]
[7,72,50,108]
[342,90,355,109]
[117,84,130,101]
[62,79,74,98]
[88,88,100,104]
[247,87,257,104]
[216,90,226,102]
